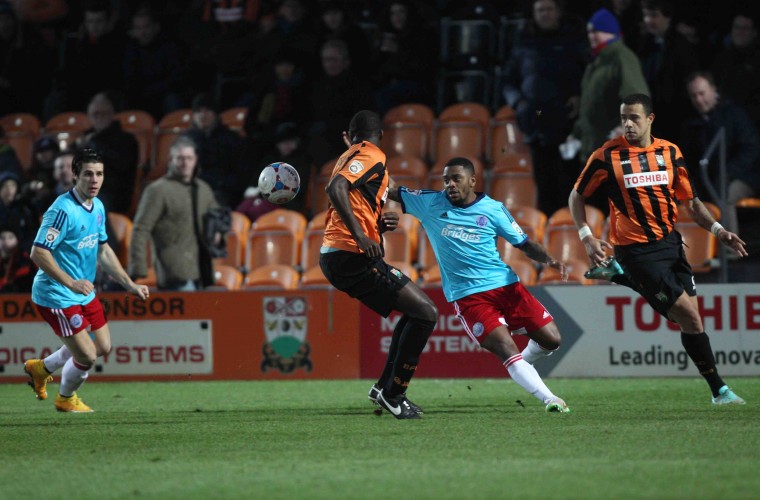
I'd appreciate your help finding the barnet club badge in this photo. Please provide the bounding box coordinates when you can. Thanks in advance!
[261,297,312,373]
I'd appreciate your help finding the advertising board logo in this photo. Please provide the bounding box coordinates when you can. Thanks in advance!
[262,297,312,373]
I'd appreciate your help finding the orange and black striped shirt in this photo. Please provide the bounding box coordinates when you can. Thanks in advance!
[322,141,389,253]
[574,136,696,246]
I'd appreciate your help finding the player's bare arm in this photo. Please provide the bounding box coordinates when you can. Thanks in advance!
[683,198,748,257]
[97,243,150,299]
[387,176,401,203]
[325,175,383,258]
[519,239,568,281]
[569,190,613,265]
[30,245,93,295]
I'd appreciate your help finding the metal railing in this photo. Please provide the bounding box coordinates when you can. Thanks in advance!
[698,127,728,283]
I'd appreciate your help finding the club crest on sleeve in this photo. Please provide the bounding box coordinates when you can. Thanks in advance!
[45,227,60,243]
[348,160,364,174]
[511,221,524,235]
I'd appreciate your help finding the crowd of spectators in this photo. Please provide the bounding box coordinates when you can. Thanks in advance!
[1,0,759,292]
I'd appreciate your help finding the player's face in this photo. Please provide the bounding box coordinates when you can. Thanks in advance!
[75,162,105,200]
[443,165,476,206]
[620,103,653,146]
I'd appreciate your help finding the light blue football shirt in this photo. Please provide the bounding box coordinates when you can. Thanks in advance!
[399,187,528,302]
[31,189,108,308]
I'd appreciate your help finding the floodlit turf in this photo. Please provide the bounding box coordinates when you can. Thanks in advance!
[1,377,758,499]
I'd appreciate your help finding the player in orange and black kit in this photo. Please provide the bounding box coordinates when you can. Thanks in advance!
[320,110,438,419]
[569,93,747,405]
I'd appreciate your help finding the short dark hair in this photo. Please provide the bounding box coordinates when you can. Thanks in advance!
[348,110,382,142]
[642,0,674,18]
[444,157,475,176]
[72,148,103,176]
[621,93,654,115]
[685,70,716,89]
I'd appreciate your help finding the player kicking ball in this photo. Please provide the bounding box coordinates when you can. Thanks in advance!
[24,149,150,412]
[388,157,570,413]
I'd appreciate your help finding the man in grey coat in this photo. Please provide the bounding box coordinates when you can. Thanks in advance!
[128,136,219,290]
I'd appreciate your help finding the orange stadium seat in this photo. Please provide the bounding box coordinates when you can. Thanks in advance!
[491,151,532,173]
[254,209,307,242]
[381,213,419,264]
[115,110,155,167]
[246,232,299,269]
[44,112,91,150]
[301,210,328,272]
[498,236,534,265]
[510,205,547,242]
[547,206,605,238]
[434,102,490,162]
[0,113,41,170]
[211,264,243,290]
[107,212,132,268]
[675,223,716,273]
[300,265,332,288]
[244,264,299,290]
[537,258,591,285]
[382,123,428,160]
[544,226,590,263]
[386,155,428,190]
[490,172,537,209]
[383,103,435,136]
[509,260,538,286]
[490,105,528,163]
[220,107,247,136]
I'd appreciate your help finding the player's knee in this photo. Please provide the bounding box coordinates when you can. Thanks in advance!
[416,299,438,324]
[97,341,112,357]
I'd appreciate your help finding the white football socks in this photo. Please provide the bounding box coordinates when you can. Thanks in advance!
[43,345,73,373]
[59,358,91,397]
[504,353,556,404]
[521,339,555,365]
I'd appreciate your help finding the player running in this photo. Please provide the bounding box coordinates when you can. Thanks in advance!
[389,157,570,413]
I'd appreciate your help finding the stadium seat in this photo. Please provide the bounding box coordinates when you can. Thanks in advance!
[220,107,247,136]
[547,206,605,238]
[246,232,299,269]
[0,113,40,170]
[489,172,537,209]
[439,101,491,132]
[736,197,760,209]
[544,226,590,263]
[243,264,299,290]
[214,230,243,269]
[382,123,428,160]
[491,151,532,173]
[383,103,435,136]
[428,157,486,191]
[107,212,132,268]
[420,263,441,287]
[254,209,307,242]
[433,122,485,162]
[509,260,538,286]
[381,213,419,264]
[301,210,328,272]
[490,105,528,162]
[311,157,339,214]
[537,258,591,285]
[211,264,243,290]
[135,267,157,288]
[510,205,547,242]
[498,237,534,266]
[44,112,91,150]
[386,155,428,190]
[299,265,332,288]
[675,223,716,273]
[151,109,192,180]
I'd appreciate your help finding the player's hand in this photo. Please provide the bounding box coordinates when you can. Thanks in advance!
[69,279,94,295]
[718,229,748,258]
[582,236,614,266]
[380,212,399,233]
[548,259,568,282]
[129,283,150,300]
[341,130,351,148]
[355,235,383,259]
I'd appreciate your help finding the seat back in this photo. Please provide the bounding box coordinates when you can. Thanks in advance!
[490,173,537,209]
[509,260,538,286]
[544,227,590,263]
[44,112,91,150]
[220,107,247,136]
[107,212,132,267]
[151,109,192,180]
[386,155,428,190]
[246,231,299,269]
[547,206,605,238]
[383,103,435,134]
[382,123,428,160]
[115,110,155,167]
[537,258,591,285]
[510,205,547,242]
[433,122,485,162]
[212,264,243,290]
[244,264,299,290]
[676,223,716,273]
[0,113,40,170]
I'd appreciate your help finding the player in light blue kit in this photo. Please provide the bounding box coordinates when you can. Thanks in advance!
[23,149,150,413]
[389,157,570,412]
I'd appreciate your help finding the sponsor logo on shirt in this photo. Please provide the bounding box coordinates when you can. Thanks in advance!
[623,171,669,189]
[78,233,99,250]
[441,225,481,242]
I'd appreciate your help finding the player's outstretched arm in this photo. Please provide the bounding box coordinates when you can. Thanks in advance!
[30,246,94,295]
[387,176,401,203]
[684,198,748,257]
[569,189,613,266]
[518,240,568,281]
[98,243,150,299]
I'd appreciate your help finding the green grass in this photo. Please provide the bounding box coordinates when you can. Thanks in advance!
[1,378,758,499]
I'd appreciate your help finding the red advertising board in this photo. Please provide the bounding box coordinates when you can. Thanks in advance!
[359,288,527,378]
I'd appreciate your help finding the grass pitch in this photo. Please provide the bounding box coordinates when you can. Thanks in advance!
[1,377,758,499]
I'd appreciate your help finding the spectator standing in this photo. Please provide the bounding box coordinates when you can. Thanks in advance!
[78,92,139,215]
[711,11,760,131]
[123,7,188,118]
[635,0,699,141]
[22,135,59,213]
[184,92,247,207]
[563,8,649,164]
[308,39,373,166]
[502,0,588,217]
[129,136,220,291]
[0,124,23,178]
[316,0,372,74]
[680,71,760,235]
[0,171,39,251]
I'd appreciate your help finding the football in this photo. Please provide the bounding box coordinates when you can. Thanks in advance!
[258,162,300,204]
